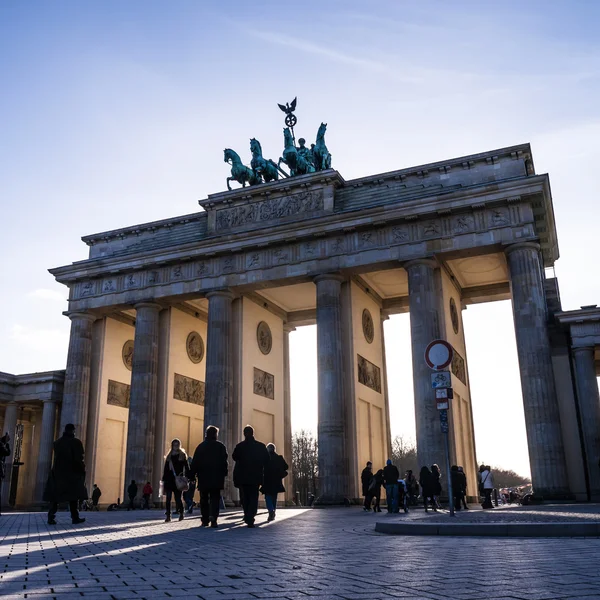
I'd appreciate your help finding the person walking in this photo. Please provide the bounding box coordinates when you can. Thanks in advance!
[457,466,469,509]
[479,464,494,509]
[450,466,461,511]
[361,461,373,511]
[261,443,289,522]
[405,469,418,506]
[184,457,196,515]
[43,423,87,525]
[431,464,442,509]
[232,425,270,528]
[366,469,384,512]
[127,480,137,510]
[91,484,102,511]
[190,425,228,528]
[162,439,190,522]
[419,466,436,512]
[142,482,153,509]
[383,459,400,513]
[0,433,11,516]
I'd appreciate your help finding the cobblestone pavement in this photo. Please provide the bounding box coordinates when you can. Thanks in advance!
[2,507,600,600]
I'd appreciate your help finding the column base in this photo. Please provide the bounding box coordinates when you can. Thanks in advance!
[313,495,352,507]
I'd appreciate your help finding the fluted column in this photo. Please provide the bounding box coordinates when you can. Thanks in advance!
[34,400,57,503]
[204,291,234,442]
[283,324,295,503]
[1,401,18,507]
[572,346,600,499]
[315,274,347,503]
[506,242,569,497]
[380,313,393,461]
[406,259,445,470]
[59,313,95,441]
[124,302,161,503]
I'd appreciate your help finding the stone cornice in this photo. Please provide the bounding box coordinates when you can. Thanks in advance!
[50,175,548,284]
[556,307,600,325]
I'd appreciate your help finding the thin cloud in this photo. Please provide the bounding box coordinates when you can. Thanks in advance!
[11,324,69,351]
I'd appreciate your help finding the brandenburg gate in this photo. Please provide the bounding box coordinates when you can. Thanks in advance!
[2,109,599,507]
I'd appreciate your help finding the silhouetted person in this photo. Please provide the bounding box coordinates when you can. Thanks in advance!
[191,425,228,528]
[142,482,153,509]
[232,425,270,527]
[366,469,384,512]
[127,480,137,510]
[162,438,189,522]
[405,469,418,506]
[479,465,494,509]
[457,466,468,509]
[383,459,400,513]
[261,443,289,522]
[451,466,461,511]
[419,466,436,512]
[43,424,86,525]
[431,464,442,508]
[0,433,11,516]
[361,461,373,511]
[91,484,101,511]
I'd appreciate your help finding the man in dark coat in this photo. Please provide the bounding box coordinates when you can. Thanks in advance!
[383,459,400,513]
[232,425,270,527]
[361,461,373,511]
[43,424,87,525]
[127,480,137,510]
[0,433,11,516]
[91,484,101,511]
[190,425,228,528]
[261,443,288,522]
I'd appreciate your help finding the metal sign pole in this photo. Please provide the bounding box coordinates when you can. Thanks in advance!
[442,420,455,517]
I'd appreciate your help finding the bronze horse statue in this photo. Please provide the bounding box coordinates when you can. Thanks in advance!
[250,138,280,184]
[313,122,331,171]
[224,148,260,190]
[278,128,314,176]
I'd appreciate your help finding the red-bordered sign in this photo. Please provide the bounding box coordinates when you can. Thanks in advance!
[424,339,453,371]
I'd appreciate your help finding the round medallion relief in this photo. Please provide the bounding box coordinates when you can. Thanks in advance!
[449,297,460,334]
[122,340,134,371]
[362,309,374,344]
[257,321,272,355]
[186,331,204,364]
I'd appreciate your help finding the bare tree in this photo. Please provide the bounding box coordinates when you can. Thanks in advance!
[292,430,319,505]
[391,435,419,475]
[489,466,531,488]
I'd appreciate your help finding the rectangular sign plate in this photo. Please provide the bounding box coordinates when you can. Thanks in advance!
[431,371,451,389]
[437,401,449,410]
[435,388,449,399]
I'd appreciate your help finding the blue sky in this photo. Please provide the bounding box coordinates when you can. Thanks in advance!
[1,1,599,476]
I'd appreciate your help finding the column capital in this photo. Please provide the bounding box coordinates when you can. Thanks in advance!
[313,273,345,284]
[504,241,541,256]
[41,398,57,405]
[404,258,438,270]
[205,289,235,301]
[133,301,162,311]
[64,311,96,323]
[283,323,296,334]
[572,345,595,355]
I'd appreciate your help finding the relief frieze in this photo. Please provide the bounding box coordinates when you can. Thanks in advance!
[174,373,205,406]
[253,367,275,399]
[107,379,130,408]
[215,189,324,232]
[357,355,382,393]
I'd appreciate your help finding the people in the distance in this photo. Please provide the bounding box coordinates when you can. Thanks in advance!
[457,466,469,510]
[431,464,442,509]
[142,481,153,509]
[366,469,384,512]
[162,438,190,522]
[91,484,101,511]
[232,425,270,528]
[405,469,418,506]
[383,459,400,513]
[261,443,289,522]
[0,433,11,516]
[127,480,137,510]
[191,425,228,528]
[479,464,494,509]
[361,461,373,511]
[43,423,87,525]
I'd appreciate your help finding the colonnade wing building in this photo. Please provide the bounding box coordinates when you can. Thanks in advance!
[2,143,600,507]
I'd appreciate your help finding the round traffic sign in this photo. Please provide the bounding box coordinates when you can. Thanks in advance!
[424,339,453,370]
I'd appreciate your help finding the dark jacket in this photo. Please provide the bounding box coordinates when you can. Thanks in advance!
[43,432,87,503]
[127,482,138,498]
[458,471,467,494]
[0,436,10,480]
[431,468,442,495]
[419,469,435,497]
[369,470,385,492]
[91,487,102,503]
[232,436,270,487]
[162,451,190,493]
[191,439,228,491]
[361,467,373,496]
[383,464,400,485]
[261,452,289,495]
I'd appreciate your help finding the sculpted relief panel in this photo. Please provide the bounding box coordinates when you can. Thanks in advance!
[174,373,205,406]
[253,367,275,399]
[357,355,382,393]
[215,189,324,232]
[108,380,130,408]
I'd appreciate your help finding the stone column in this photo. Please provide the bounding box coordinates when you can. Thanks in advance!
[505,242,569,497]
[283,324,295,503]
[59,313,95,442]
[380,313,393,461]
[315,274,347,503]
[1,401,18,507]
[124,302,161,503]
[406,259,445,470]
[34,400,57,503]
[572,346,600,499]
[204,291,234,443]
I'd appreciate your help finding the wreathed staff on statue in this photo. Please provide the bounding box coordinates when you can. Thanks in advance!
[223,97,332,191]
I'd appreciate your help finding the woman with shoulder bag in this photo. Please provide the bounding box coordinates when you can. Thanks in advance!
[162,438,190,522]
